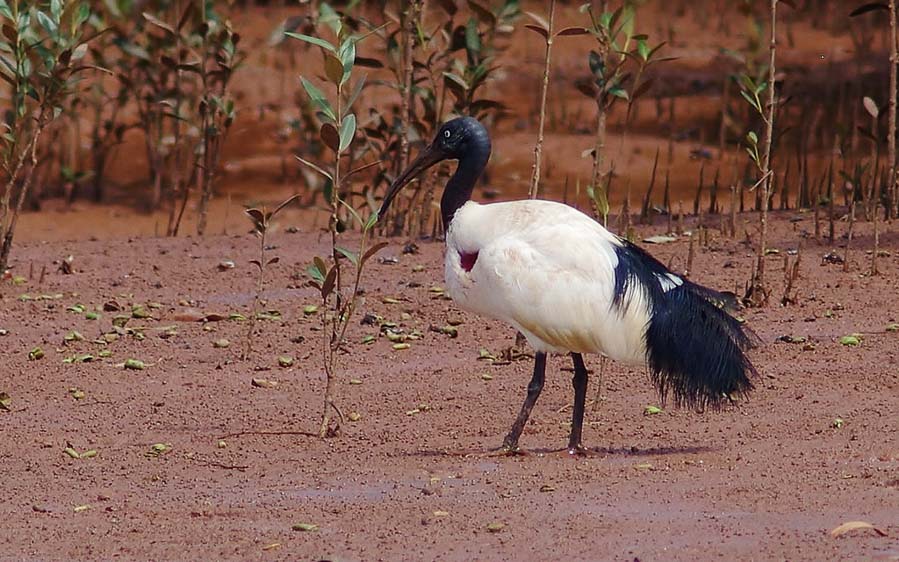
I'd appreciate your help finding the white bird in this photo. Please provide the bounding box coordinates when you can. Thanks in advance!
[379,117,757,455]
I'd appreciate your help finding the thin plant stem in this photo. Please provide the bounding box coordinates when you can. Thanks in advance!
[529,0,555,200]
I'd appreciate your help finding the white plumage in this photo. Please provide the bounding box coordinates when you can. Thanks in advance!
[446,199,655,362]
[378,116,757,455]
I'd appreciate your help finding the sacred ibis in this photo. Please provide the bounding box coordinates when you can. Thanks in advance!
[379,117,758,455]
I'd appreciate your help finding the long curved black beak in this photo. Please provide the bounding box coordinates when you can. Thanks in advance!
[377,142,446,221]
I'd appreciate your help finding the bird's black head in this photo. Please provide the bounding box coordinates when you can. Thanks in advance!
[377,117,491,220]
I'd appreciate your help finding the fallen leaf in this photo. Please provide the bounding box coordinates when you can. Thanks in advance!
[644,405,663,415]
[643,235,677,244]
[839,335,861,347]
[251,378,278,389]
[277,356,294,367]
[123,359,146,370]
[348,412,361,422]
[830,521,887,538]
[486,522,505,533]
[292,523,318,532]
[213,338,230,349]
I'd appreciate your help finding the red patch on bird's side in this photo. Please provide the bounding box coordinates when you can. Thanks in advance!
[460,250,479,272]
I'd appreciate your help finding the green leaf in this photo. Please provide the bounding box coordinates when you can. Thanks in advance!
[338,113,355,152]
[740,90,762,114]
[746,131,758,145]
[284,31,335,53]
[300,77,336,121]
[37,11,57,34]
[338,38,355,85]
[335,246,359,266]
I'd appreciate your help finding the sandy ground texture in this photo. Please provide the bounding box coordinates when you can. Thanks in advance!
[1,211,898,561]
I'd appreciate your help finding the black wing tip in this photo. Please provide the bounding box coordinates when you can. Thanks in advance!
[645,283,759,412]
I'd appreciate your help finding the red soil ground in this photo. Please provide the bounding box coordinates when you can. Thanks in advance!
[1,210,897,561]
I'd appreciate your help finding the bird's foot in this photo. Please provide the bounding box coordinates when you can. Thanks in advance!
[566,443,594,457]
[489,443,527,457]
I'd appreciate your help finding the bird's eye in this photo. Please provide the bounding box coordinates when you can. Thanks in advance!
[444,130,451,138]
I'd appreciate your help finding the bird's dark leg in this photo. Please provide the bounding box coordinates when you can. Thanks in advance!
[501,351,546,453]
[568,353,589,455]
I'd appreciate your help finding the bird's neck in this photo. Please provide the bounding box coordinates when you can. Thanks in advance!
[441,149,489,228]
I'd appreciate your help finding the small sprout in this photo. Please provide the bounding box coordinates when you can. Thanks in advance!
[361,335,376,344]
[229,313,247,321]
[64,331,84,343]
[80,450,98,459]
[349,379,363,385]
[347,412,361,422]
[277,356,294,368]
[292,523,318,532]
[0,392,10,411]
[481,373,494,381]
[67,304,86,313]
[833,418,845,429]
[486,522,505,533]
[302,305,318,315]
[216,440,227,448]
[85,311,99,321]
[839,335,861,347]
[64,447,80,459]
[123,359,146,370]
[392,343,411,351]
[213,338,231,349]
[69,388,85,400]
[28,347,45,361]
[644,405,663,415]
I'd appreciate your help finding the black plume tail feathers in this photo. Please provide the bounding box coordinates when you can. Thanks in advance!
[644,282,758,409]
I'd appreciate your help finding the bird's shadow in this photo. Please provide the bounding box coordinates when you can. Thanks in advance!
[405,444,716,458]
